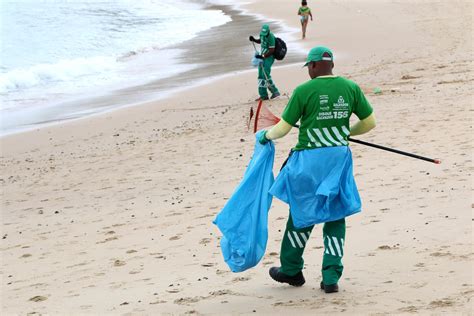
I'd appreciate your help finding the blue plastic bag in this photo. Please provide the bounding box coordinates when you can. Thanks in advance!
[213,131,275,272]
[269,146,361,228]
[251,53,263,67]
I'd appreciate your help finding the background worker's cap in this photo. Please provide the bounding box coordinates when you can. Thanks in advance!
[260,24,270,36]
[303,46,334,66]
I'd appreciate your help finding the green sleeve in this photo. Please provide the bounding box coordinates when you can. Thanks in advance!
[353,84,373,120]
[268,34,276,48]
[298,7,302,14]
[282,87,304,126]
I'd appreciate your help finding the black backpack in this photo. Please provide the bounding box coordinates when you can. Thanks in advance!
[274,37,287,61]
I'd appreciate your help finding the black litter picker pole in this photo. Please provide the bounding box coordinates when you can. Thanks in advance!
[290,124,440,164]
[347,137,441,164]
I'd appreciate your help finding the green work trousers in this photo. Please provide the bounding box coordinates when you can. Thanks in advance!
[258,57,279,98]
[279,214,346,286]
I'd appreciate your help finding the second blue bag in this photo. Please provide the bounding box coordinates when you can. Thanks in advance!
[213,131,275,272]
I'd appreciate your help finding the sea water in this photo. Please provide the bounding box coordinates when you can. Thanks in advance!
[0,0,231,133]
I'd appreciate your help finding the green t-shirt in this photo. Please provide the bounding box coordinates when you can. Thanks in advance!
[298,6,311,15]
[261,32,276,55]
[282,76,373,150]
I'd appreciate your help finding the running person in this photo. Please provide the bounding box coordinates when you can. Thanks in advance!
[259,46,376,293]
[249,24,281,101]
[298,1,313,39]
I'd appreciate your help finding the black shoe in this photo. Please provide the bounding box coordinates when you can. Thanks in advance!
[255,96,269,101]
[269,267,305,287]
[270,92,280,99]
[320,281,339,293]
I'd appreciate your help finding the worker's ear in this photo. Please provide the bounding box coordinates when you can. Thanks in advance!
[331,61,334,69]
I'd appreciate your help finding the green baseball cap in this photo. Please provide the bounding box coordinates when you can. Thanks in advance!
[303,46,334,66]
[260,24,270,36]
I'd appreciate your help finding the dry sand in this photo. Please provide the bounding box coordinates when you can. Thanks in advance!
[1,0,473,314]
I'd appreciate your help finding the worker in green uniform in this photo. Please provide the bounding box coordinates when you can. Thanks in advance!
[249,24,280,101]
[259,46,376,293]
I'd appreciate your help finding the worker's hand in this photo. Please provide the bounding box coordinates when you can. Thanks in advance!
[249,35,256,42]
[258,130,269,145]
[255,54,264,60]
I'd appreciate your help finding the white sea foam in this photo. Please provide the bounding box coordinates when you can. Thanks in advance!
[0,56,117,93]
[0,0,231,132]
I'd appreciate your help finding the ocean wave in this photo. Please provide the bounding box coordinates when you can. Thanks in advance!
[0,56,118,93]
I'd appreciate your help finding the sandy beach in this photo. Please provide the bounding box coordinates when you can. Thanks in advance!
[1,0,473,315]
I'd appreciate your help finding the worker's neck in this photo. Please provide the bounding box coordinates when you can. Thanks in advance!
[315,72,335,78]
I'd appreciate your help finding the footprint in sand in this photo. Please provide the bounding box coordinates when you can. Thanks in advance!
[199,238,211,245]
[209,289,243,297]
[429,298,455,308]
[113,259,126,267]
[410,282,428,289]
[273,299,309,307]
[377,245,400,250]
[215,269,229,275]
[232,276,250,282]
[29,296,47,302]
[155,255,166,260]
[166,288,181,294]
[96,236,118,244]
[430,251,451,257]
[174,296,204,305]
[398,305,419,313]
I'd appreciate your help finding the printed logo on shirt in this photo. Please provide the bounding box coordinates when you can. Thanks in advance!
[316,111,334,120]
[319,95,330,111]
[319,95,329,105]
[334,96,349,108]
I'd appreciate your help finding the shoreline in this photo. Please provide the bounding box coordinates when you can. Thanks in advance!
[1,0,472,314]
[1,1,304,138]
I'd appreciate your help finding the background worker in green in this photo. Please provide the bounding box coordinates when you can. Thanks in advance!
[249,24,280,101]
[259,46,377,293]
